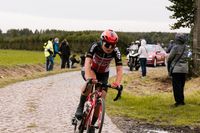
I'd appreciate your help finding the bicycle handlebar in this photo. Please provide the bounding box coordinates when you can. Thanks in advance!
[86,79,123,101]
[106,84,123,101]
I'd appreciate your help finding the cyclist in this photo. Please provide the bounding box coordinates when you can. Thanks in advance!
[75,29,123,132]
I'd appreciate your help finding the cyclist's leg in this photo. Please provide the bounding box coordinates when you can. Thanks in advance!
[75,70,96,119]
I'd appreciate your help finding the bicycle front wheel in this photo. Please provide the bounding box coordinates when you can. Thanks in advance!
[96,98,105,133]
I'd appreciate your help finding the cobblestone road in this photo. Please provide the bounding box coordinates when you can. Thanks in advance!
[0,68,124,133]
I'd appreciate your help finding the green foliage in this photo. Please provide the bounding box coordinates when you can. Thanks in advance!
[0,28,177,55]
[166,0,196,29]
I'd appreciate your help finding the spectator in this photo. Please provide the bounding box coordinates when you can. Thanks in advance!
[53,37,60,57]
[59,39,71,68]
[70,54,80,68]
[167,33,188,107]
[43,38,54,71]
[138,39,148,78]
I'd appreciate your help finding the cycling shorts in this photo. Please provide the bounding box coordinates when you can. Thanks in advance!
[81,69,109,92]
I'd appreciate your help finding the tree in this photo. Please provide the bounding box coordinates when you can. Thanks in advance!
[192,0,200,76]
[167,0,200,76]
[166,0,196,29]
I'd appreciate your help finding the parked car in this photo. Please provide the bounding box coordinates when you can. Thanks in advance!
[146,44,167,67]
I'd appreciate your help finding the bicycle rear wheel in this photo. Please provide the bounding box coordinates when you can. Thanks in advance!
[95,98,105,133]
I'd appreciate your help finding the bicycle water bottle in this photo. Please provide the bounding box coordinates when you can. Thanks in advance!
[85,101,91,115]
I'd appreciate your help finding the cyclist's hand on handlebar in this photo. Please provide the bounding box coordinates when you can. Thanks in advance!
[111,82,120,88]
[86,78,98,84]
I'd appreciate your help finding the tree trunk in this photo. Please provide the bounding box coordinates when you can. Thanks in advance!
[193,0,200,75]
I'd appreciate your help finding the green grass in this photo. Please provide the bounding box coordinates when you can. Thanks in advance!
[0,49,80,88]
[106,72,200,127]
[106,90,200,126]
[0,49,60,66]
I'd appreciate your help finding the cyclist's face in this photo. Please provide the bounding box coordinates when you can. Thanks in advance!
[102,41,116,53]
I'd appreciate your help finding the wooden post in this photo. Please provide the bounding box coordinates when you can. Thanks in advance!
[193,0,200,75]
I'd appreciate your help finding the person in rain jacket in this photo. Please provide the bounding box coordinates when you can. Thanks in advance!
[137,39,148,78]
[53,37,60,57]
[44,38,54,71]
[59,39,71,68]
[167,33,188,107]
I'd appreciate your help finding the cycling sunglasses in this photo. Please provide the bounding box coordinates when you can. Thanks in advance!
[103,42,116,49]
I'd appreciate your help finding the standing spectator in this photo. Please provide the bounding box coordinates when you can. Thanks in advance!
[137,39,148,78]
[53,37,60,57]
[43,38,54,71]
[59,39,71,68]
[167,33,188,107]
[70,54,80,68]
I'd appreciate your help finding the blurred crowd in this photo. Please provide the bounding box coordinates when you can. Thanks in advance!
[43,37,82,71]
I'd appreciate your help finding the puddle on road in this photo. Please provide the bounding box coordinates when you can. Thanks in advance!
[144,129,168,133]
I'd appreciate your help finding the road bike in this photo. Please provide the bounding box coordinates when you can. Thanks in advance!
[72,79,123,133]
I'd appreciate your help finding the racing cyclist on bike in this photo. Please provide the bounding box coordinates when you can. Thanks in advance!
[74,29,123,132]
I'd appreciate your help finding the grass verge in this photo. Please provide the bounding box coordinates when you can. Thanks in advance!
[0,66,79,88]
[106,67,200,127]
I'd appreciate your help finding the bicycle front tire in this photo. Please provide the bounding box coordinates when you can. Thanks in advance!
[96,98,105,133]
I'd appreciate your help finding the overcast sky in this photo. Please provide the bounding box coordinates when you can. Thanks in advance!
[0,0,190,33]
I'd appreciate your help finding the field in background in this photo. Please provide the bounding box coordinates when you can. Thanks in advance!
[0,49,78,88]
[0,49,61,66]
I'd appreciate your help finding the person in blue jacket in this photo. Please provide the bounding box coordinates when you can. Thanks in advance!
[53,37,60,57]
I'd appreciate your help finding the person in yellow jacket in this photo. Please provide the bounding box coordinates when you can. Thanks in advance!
[44,38,54,71]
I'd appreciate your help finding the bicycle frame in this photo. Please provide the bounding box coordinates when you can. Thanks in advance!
[79,83,103,131]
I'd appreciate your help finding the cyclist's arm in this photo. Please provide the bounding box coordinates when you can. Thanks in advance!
[85,43,98,80]
[112,47,123,87]
[84,57,95,80]
[115,65,123,85]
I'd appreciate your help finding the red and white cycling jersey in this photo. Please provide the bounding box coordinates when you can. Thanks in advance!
[86,42,122,73]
